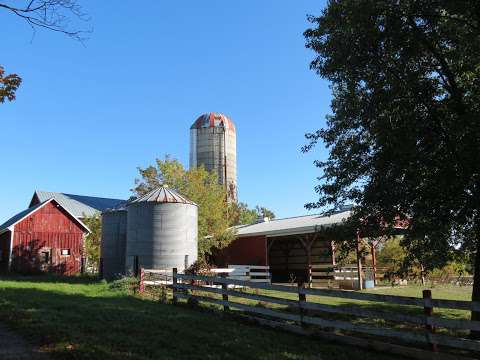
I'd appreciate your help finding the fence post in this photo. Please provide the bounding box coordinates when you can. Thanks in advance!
[80,257,85,275]
[172,268,178,305]
[298,280,306,327]
[133,256,139,277]
[139,268,145,294]
[99,257,104,279]
[221,273,229,312]
[423,289,438,352]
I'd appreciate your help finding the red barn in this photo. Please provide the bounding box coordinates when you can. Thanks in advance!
[0,198,90,275]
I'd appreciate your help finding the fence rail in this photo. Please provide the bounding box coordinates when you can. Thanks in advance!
[172,270,480,358]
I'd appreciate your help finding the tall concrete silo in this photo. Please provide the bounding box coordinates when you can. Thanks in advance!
[190,112,237,201]
[100,204,128,279]
[125,186,198,272]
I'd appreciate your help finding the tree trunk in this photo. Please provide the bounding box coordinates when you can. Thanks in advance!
[471,231,480,339]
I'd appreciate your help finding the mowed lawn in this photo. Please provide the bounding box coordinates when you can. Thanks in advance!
[0,276,405,360]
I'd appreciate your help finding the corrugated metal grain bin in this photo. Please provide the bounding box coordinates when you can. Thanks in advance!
[100,204,127,279]
[125,186,198,273]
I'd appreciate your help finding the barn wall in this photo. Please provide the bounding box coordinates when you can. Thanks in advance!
[214,235,267,267]
[11,201,85,275]
[0,231,10,272]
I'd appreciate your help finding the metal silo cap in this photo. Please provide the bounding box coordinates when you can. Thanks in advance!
[128,186,197,206]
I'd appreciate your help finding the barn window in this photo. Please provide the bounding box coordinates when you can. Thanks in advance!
[40,251,50,264]
[61,249,70,256]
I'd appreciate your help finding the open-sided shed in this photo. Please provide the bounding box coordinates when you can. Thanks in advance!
[215,210,351,283]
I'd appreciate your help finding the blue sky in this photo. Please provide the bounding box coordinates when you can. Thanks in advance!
[0,0,330,222]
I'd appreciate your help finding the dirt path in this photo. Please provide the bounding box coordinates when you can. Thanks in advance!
[0,323,50,360]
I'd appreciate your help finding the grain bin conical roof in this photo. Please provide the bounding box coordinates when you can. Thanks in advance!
[129,186,197,206]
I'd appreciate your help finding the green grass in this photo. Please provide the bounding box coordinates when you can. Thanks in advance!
[0,275,403,360]
[189,283,473,340]
[365,284,472,301]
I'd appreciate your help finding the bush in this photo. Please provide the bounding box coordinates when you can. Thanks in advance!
[184,258,215,276]
[109,276,139,293]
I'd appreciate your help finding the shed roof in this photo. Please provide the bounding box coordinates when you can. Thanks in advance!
[235,210,352,238]
[30,190,126,218]
[0,198,91,234]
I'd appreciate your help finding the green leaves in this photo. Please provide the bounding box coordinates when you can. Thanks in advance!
[0,66,21,103]
[82,214,102,272]
[133,156,232,260]
[304,0,480,272]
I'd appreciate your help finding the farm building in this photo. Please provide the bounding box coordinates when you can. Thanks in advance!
[101,185,198,278]
[29,190,126,219]
[215,209,352,283]
[0,198,91,274]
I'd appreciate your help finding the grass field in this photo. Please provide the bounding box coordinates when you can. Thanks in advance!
[178,282,473,341]
[0,275,405,360]
[211,283,473,321]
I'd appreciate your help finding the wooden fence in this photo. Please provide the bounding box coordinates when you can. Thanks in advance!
[211,265,271,283]
[139,265,270,293]
[309,264,388,289]
[172,269,480,359]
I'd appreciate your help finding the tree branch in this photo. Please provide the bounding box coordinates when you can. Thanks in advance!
[0,1,91,41]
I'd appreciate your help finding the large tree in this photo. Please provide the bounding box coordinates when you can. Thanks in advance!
[229,202,276,226]
[303,0,480,322]
[133,156,235,260]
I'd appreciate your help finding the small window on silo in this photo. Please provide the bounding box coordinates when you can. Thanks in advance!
[61,249,70,256]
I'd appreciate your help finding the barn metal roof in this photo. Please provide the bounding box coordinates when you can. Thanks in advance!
[0,198,91,234]
[102,201,128,213]
[129,186,197,206]
[235,210,352,238]
[31,190,126,218]
[190,113,235,132]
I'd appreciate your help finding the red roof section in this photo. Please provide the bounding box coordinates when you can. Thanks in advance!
[191,113,235,132]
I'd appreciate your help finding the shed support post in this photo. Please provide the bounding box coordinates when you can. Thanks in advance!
[356,230,363,291]
[331,241,336,266]
[371,242,377,286]
[423,289,438,352]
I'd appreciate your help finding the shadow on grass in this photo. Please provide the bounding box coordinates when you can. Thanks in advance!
[0,273,101,285]
[0,285,401,360]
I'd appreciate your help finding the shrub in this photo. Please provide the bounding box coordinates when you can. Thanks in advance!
[109,276,139,293]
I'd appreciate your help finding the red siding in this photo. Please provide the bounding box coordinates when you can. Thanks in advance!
[215,235,267,267]
[11,201,85,275]
[0,231,10,272]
